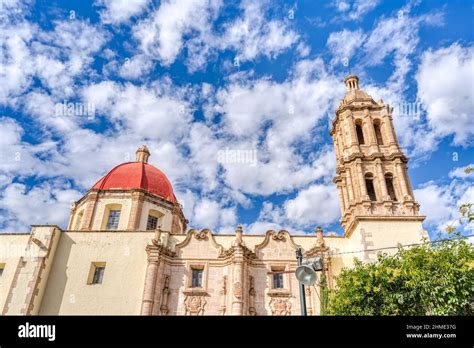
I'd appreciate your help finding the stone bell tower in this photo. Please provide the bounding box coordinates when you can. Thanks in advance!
[330,75,425,237]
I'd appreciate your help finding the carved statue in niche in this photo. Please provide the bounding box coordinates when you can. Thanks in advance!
[219,276,227,315]
[184,295,207,316]
[269,297,292,316]
[160,275,170,315]
[248,276,256,316]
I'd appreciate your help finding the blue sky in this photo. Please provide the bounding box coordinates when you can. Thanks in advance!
[0,0,472,238]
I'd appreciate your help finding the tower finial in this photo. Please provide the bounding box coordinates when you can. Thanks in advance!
[136,145,150,163]
[344,75,360,93]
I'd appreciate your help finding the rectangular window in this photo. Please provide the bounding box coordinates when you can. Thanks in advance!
[88,262,106,285]
[273,273,284,289]
[191,269,203,288]
[92,266,105,284]
[146,215,158,230]
[0,263,5,278]
[106,210,121,230]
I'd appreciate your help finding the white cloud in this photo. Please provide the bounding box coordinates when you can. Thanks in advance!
[327,29,365,62]
[334,0,380,21]
[220,0,299,62]
[416,43,474,146]
[118,54,154,79]
[133,0,222,67]
[415,175,474,233]
[209,58,341,195]
[0,18,107,104]
[191,198,237,230]
[96,0,149,24]
[449,164,474,179]
[132,0,298,72]
[0,182,82,231]
[82,81,193,141]
[0,117,55,184]
[284,184,340,226]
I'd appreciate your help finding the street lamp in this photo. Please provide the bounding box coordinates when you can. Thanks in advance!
[295,256,324,286]
[295,248,325,316]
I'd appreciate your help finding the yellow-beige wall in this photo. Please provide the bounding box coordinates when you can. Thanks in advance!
[0,234,30,311]
[39,231,154,315]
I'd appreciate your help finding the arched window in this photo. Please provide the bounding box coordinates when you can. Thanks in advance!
[373,120,384,145]
[365,173,377,201]
[355,122,365,145]
[385,173,397,201]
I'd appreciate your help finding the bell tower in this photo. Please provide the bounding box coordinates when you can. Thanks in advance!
[330,75,425,235]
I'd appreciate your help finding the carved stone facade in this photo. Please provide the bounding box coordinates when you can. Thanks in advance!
[0,76,428,316]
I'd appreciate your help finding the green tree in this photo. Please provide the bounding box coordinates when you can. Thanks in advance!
[328,204,474,315]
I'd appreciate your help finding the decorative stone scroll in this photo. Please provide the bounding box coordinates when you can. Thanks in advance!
[271,231,286,242]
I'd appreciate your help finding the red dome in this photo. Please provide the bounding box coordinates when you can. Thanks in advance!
[92,162,176,203]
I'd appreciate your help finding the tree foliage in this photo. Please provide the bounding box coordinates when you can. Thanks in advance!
[328,203,474,315]
[328,236,473,315]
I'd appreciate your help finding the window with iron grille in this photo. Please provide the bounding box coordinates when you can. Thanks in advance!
[191,269,203,288]
[146,215,158,230]
[106,210,121,230]
[273,273,284,289]
[92,266,105,284]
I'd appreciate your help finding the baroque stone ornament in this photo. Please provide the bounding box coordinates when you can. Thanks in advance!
[194,230,208,241]
[232,282,243,299]
[248,276,256,316]
[271,231,286,242]
[160,275,170,315]
[269,297,292,316]
[184,295,207,316]
[219,276,227,315]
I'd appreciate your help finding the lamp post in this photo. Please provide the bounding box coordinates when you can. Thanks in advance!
[295,248,307,316]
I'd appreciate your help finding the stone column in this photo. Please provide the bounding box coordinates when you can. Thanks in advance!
[231,247,244,315]
[375,160,388,199]
[345,170,355,203]
[395,160,410,200]
[141,245,160,315]
[81,191,99,230]
[128,192,145,230]
[345,112,359,153]
[363,110,377,146]
[356,161,367,199]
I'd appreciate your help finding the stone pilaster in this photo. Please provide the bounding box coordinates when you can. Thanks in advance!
[127,192,144,230]
[231,247,244,315]
[80,191,99,230]
[141,244,160,315]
